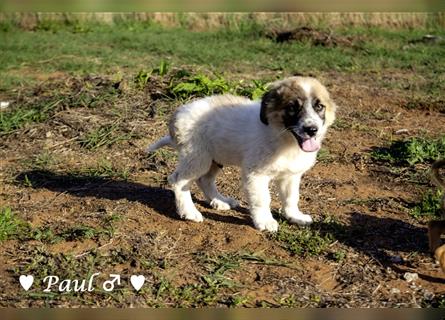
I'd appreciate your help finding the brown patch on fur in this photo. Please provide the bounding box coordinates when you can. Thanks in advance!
[429,220,445,253]
[436,244,445,272]
[427,159,445,272]
[260,76,336,127]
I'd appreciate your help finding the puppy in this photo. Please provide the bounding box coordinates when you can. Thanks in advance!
[147,76,337,231]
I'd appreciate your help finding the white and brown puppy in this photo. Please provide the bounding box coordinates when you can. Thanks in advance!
[147,76,337,232]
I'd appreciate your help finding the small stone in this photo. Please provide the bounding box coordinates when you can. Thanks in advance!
[0,101,10,109]
[403,272,419,283]
[395,129,409,135]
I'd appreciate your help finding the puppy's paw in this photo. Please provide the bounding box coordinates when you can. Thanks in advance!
[253,216,279,232]
[210,197,238,210]
[285,212,313,227]
[180,209,204,223]
[210,199,231,210]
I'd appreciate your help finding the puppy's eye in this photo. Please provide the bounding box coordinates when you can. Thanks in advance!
[314,103,325,113]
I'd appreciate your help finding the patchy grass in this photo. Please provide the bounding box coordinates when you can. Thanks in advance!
[317,148,334,163]
[0,207,28,241]
[169,74,230,100]
[27,151,58,170]
[0,98,63,135]
[331,118,352,131]
[81,159,130,181]
[370,135,444,219]
[234,79,268,100]
[135,60,171,88]
[0,75,123,137]
[404,97,445,114]
[411,189,444,219]
[28,224,113,244]
[149,251,300,307]
[78,123,134,150]
[59,225,114,242]
[271,220,335,257]
[371,135,445,166]
[0,206,119,244]
[149,68,269,102]
[136,252,244,307]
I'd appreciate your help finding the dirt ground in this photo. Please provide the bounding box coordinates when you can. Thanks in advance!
[0,70,445,307]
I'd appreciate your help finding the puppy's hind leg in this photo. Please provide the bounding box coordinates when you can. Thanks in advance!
[168,155,211,222]
[196,162,238,210]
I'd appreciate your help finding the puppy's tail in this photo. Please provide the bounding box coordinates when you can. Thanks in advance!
[146,135,173,153]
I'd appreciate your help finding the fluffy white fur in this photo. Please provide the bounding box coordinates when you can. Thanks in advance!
[147,77,336,232]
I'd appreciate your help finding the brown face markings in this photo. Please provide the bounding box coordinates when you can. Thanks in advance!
[261,82,307,125]
[282,99,303,129]
[260,77,336,127]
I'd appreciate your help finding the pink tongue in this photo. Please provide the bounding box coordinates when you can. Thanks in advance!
[301,137,320,152]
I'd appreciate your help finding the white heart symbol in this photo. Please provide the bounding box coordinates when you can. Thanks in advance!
[130,275,145,291]
[19,275,34,291]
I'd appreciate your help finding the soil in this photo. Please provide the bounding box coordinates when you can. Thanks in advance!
[0,71,444,307]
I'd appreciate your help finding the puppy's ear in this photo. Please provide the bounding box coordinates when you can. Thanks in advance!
[260,89,277,125]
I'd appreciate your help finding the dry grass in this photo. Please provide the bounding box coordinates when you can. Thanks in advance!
[1,12,444,30]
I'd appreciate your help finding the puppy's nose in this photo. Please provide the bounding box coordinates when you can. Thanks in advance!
[303,125,318,137]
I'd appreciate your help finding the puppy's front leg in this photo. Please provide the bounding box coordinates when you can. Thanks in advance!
[276,175,313,226]
[244,174,278,232]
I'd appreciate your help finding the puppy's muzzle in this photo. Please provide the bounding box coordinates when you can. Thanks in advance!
[289,125,321,153]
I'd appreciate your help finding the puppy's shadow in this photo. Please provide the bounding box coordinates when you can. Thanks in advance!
[15,170,250,226]
[194,198,251,226]
[15,170,444,282]
[315,211,445,283]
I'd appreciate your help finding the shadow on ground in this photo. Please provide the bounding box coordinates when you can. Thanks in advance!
[314,211,444,282]
[16,169,251,227]
[16,169,439,281]
[316,211,429,255]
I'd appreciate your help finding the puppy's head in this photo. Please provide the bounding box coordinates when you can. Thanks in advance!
[260,76,337,152]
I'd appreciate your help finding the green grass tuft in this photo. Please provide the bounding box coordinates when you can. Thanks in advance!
[272,220,335,257]
[317,148,334,163]
[169,74,230,100]
[0,99,63,135]
[152,253,242,307]
[234,79,268,100]
[81,159,130,180]
[27,151,58,170]
[411,189,444,219]
[0,207,29,241]
[371,135,445,166]
[78,123,134,150]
